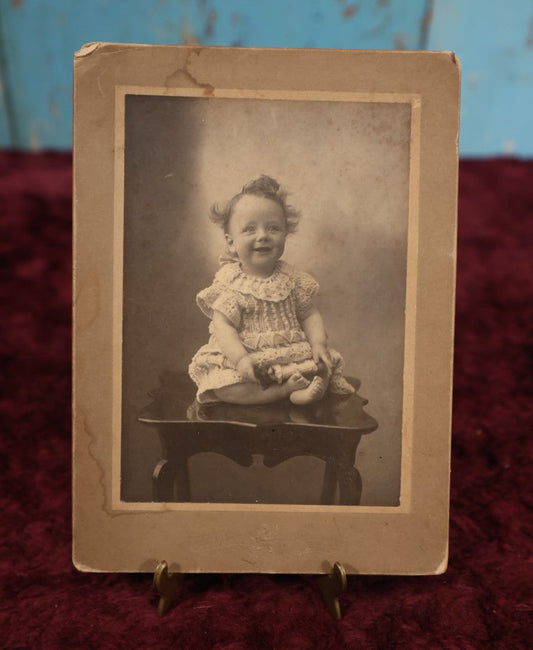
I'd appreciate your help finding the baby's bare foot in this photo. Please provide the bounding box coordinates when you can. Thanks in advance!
[290,376,327,405]
[285,372,310,394]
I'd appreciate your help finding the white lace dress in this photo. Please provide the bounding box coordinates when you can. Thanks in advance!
[188,260,354,403]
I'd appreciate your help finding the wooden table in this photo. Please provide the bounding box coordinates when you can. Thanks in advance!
[139,371,378,506]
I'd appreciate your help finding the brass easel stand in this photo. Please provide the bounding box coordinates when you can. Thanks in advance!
[153,561,183,617]
[153,560,347,619]
[316,562,347,620]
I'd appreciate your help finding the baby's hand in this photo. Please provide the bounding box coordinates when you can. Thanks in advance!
[236,355,259,383]
[311,343,333,377]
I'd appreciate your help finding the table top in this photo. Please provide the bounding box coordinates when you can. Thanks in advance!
[139,371,378,434]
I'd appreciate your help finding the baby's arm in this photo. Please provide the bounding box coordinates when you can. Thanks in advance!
[300,306,333,375]
[212,310,258,383]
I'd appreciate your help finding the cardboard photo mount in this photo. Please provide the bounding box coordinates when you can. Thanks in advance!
[73,44,460,574]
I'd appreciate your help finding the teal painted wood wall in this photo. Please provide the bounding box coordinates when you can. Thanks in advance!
[1,0,531,156]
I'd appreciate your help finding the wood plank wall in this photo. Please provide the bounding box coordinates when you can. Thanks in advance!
[0,0,531,155]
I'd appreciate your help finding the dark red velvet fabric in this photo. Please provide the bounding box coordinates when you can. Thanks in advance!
[1,152,531,648]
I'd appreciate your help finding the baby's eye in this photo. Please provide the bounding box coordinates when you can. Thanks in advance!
[268,225,281,232]
[242,225,256,233]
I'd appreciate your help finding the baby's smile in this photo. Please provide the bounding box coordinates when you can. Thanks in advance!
[225,195,287,277]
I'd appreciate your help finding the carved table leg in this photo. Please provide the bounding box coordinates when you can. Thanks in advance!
[321,460,338,504]
[338,466,362,505]
[152,459,176,501]
[153,458,191,502]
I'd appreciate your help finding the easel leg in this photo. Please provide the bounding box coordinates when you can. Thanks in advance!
[153,561,183,616]
[316,562,347,620]
[152,561,347,619]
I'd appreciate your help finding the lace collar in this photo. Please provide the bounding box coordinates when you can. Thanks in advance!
[215,261,295,301]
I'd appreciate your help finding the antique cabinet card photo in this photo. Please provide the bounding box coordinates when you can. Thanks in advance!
[73,45,460,574]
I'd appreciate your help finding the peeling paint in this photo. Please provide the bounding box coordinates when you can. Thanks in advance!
[467,72,479,90]
[48,95,61,120]
[525,16,533,48]
[204,10,217,38]
[419,0,434,50]
[181,23,200,45]
[503,139,516,155]
[394,32,407,49]
[421,4,433,33]
[342,4,358,20]
[29,126,41,152]
[362,13,392,40]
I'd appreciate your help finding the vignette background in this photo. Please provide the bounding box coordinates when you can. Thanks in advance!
[122,94,411,504]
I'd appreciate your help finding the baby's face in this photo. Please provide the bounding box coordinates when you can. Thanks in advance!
[225,195,287,277]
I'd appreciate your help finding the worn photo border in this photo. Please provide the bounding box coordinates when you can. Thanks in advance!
[73,45,459,574]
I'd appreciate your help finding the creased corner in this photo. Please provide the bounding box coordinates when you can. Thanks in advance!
[448,51,461,71]
[75,42,101,59]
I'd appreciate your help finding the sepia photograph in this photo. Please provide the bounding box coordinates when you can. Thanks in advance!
[73,45,458,574]
[120,91,413,507]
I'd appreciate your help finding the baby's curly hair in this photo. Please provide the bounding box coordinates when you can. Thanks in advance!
[210,175,301,234]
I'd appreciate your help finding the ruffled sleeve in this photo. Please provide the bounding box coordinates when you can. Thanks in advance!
[196,281,243,328]
[293,269,319,319]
